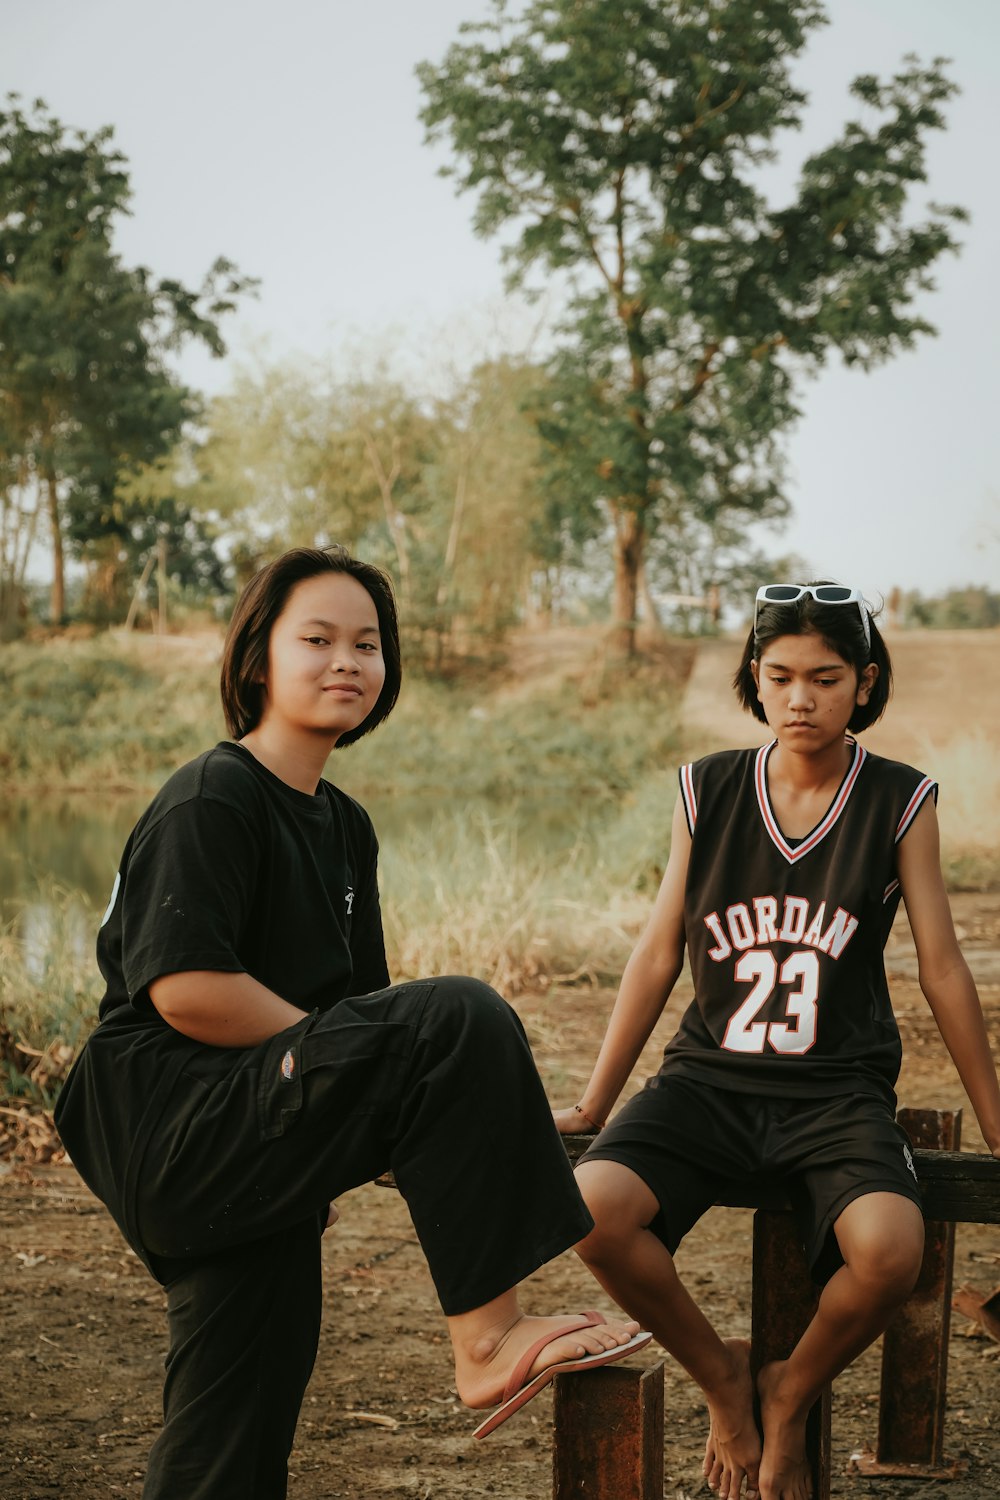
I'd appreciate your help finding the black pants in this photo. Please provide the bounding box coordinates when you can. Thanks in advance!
[58,978,592,1500]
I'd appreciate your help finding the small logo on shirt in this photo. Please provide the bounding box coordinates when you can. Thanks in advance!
[345,886,355,915]
[280,1049,296,1082]
[903,1143,917,1181]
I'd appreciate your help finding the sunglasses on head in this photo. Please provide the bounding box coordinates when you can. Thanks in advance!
[754,583,871,649]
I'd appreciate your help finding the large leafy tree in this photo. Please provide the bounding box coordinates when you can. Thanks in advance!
[418,0,964,650]
[0,97,252,624]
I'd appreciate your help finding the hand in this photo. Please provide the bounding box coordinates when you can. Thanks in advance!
[324,1201,340,1232]
[552,1105,602,1136]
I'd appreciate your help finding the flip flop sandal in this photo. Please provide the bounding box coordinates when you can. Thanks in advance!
[472,1310,652,1439]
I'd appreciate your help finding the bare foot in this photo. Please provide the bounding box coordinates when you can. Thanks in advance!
[454,1311,643,1410]
[701,1337,761,1499]
[756,1360,812,1500]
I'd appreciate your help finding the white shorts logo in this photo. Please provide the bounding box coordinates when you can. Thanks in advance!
[903,1143,918,1181]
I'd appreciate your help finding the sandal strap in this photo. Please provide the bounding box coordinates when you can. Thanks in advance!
[501,1310,604,1402]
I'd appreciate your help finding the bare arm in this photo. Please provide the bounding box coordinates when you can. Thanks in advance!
[897,800,1000,1157]
[555,793,690,1133]
[149,970,308,1048]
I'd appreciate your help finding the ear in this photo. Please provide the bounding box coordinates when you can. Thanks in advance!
[856,662,878,705]
[750,659,762,701]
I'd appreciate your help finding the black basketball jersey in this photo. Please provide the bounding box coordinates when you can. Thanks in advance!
[656,739,936,1102]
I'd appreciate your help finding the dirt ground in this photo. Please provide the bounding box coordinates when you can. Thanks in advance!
[1,894,998,1500]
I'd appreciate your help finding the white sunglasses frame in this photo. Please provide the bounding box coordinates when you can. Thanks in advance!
[753,583,871,650]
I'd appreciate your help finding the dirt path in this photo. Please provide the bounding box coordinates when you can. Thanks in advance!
[2,893,999,1500]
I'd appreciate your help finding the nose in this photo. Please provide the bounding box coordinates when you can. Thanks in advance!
[329,647,361,674]
[787,678,814,710]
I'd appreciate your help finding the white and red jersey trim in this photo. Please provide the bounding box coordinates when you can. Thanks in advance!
[679,761,698,835]
[754,737,867,865]
[894,776,937,843]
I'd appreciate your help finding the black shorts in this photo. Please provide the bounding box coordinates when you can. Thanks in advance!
[581,1076,922,1282]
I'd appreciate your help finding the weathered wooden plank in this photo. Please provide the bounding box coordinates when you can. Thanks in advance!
[851,1107,968,1479]
[751,1209,832,1500]
[381,1142,1000,1222]
[552,1363,664,1500]
[558,1136,1000,1222]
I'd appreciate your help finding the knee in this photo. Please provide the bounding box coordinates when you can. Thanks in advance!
[574,1164,656,1268]
[418,976,527,1053]
[848,1221,924,1302]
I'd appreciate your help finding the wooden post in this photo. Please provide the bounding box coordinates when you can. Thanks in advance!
[552,1362,664,1500]
[751,1209,832,1500]
[850,1106,966,1480]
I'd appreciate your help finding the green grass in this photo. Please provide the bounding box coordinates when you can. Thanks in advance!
[0,635,224,790]
[1,632,684,804]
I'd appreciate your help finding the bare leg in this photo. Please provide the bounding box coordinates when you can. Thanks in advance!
[448,1295,642,1409]
[574,1160,761,1500]
[757,1193,924,1500]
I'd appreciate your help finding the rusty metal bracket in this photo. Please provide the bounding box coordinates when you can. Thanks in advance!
[952,1282,1000,1343]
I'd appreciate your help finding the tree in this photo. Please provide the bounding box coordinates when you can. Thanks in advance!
[418,0,964,651]
[0,97,253,625]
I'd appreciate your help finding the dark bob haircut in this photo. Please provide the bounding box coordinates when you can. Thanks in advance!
[220,545,402,745]
[732,582,893,733]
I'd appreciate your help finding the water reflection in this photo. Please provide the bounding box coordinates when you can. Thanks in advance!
[0,796,149,916]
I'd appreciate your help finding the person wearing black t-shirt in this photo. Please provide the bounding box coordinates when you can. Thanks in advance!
[55,546,649,1499]
[555,584,1000,1500]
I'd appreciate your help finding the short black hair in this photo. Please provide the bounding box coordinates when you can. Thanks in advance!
[732,583,893,732]
[220,545,402,744]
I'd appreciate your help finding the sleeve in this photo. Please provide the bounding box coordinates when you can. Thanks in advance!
[345,821,391,998]
[119,796,262,1002]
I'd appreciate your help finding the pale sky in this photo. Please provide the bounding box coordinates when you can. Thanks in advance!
[4,0,998,601]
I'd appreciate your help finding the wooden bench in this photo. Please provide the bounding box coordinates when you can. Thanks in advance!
[552,1107,1000,1499]
[378,1106,999,1496]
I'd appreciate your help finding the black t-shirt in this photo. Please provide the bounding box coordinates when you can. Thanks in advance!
[97,742,390,1025]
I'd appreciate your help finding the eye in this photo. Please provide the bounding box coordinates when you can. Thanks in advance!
[304,635,330,647]
[357,640,380,652]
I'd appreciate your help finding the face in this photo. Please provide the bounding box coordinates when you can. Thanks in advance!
[751,631,877,750]
[258,571,386,743]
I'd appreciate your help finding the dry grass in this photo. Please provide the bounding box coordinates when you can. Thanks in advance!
[381,812,647,995]
[0,883,101,1112]
[920,731,1000,889]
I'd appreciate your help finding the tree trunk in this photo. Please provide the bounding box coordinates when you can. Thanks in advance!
[45,470,65,625]
[610,505,644,657]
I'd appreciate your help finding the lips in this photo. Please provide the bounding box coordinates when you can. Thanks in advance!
[323,684,363,697]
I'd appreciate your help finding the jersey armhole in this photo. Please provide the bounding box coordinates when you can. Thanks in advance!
[884,777,938,904]
[894,777,938,844]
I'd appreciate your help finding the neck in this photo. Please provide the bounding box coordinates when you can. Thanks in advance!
[768,735,853,791]
[238,724,337,795]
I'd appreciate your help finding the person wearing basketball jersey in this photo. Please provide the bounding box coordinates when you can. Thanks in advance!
[555,584,1000,1500]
